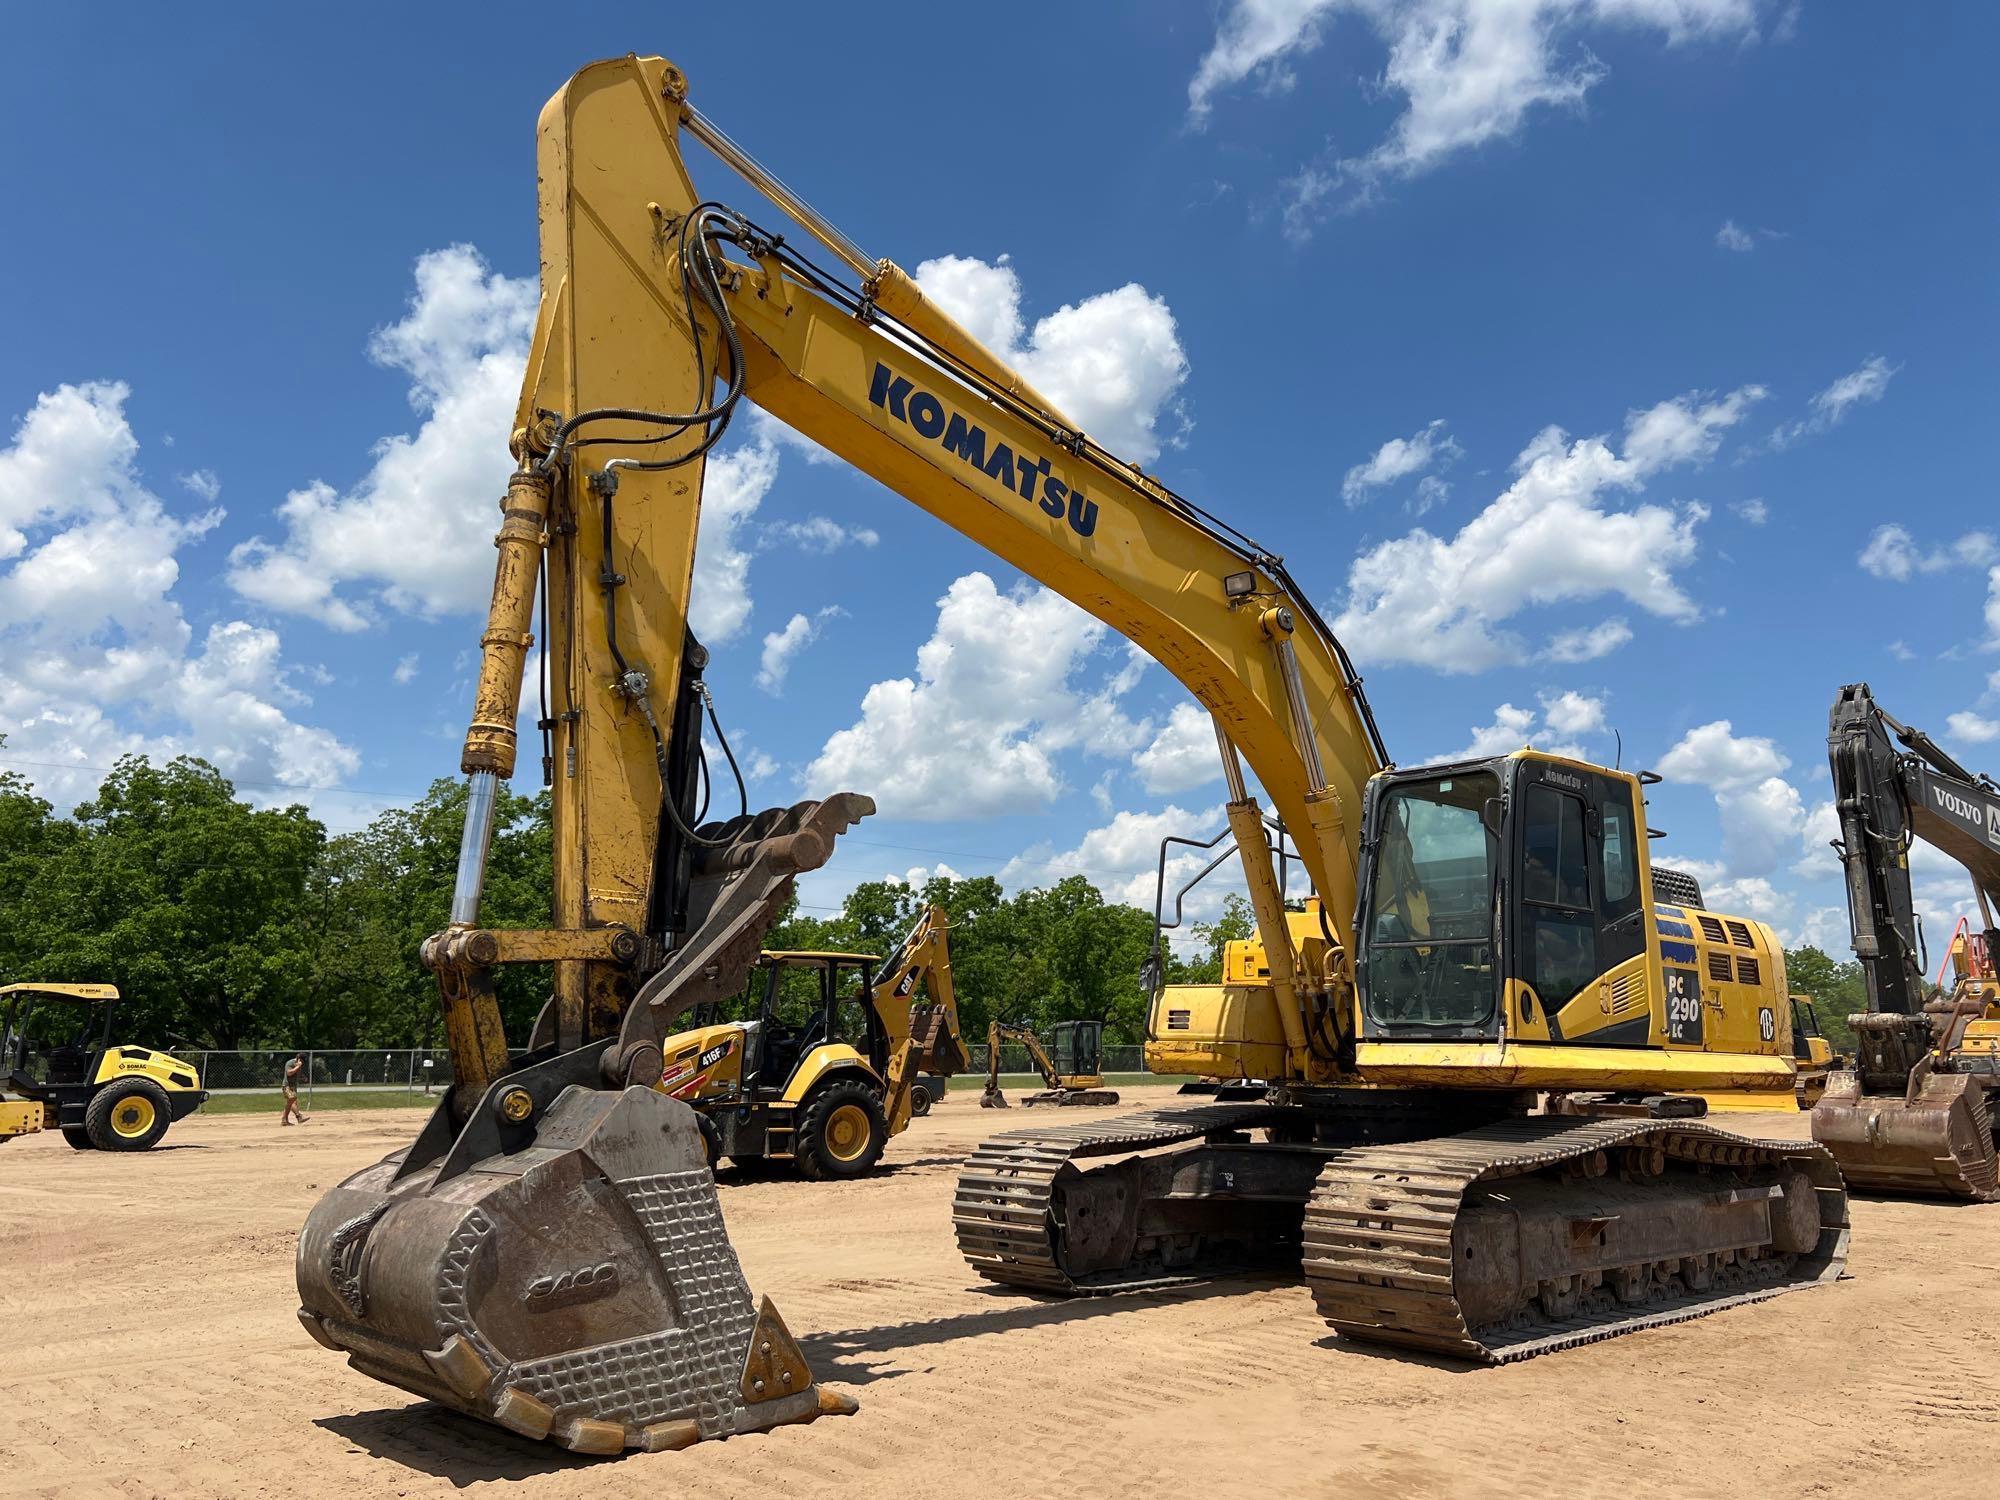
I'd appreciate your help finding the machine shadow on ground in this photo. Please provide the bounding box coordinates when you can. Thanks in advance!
[799,1277,1291,1386]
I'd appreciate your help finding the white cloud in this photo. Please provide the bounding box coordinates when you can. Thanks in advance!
[887,862,964,889]
[1657,720,1809,880]
[1334,386,1761,670]
[1540,688,1605,737]
[0,382,356,809]
[760,516,879,553]
[1004,801,1235,923]
[1187,2,1763,236]
[1946,711,2000,745]
[689,437,780,644]
[912,255,1190,464]
[1435,690,1603,762]
[803,572,1149,819]
[1657,718,1788,790]
[1342,418,1461,505]
[1543,616,1633,663]
[1770,354,1897,449]
[1732,498,1768,524]
[392,653,419,686]
[1439,702,1539,761]
[178,468,221,502]
[1857,524,1996,583]
[1132,701,1223,794]
[227,245,537,631]
[1715,219,1782,253]
[757,606,843,695]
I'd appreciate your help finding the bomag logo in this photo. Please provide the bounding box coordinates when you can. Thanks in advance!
[867,363,1099,538]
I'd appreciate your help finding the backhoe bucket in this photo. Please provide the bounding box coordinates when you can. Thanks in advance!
[298,1082,849,1453]
[298,795,873,1454]
[1811,1068,2000,1201]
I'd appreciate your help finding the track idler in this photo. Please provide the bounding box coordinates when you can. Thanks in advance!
[298,1062,852,1454]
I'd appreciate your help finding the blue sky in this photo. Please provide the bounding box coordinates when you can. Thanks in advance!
[1,3,1994,954]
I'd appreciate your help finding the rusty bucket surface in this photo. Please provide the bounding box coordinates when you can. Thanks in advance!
[297,1077,853,1455]
[1811,1068,2000,1201]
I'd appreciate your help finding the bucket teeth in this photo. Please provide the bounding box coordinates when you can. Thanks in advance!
[297,1084,853,1454]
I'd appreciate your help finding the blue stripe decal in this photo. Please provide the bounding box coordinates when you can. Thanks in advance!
[1657,919,1695,939]
[1657,905,1686,919]
[1660,940,1698,965]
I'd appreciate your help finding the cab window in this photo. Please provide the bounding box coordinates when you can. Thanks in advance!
[1522,785,1589,910]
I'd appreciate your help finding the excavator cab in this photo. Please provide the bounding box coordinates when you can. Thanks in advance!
[1047,1020,1105,1086]
[1360,748,1736,1056]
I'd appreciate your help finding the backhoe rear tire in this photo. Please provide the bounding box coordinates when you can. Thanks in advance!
[795,1079,887,1181]
[85,1079,171,1151]
[910,1087,932,1118]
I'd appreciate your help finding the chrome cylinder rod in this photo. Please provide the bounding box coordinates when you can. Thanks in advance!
[1212,713,1250,802]
[450,770,500,926]
[682,102,875,280]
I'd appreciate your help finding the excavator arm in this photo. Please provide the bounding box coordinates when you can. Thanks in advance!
[1828,681,2000,1014]
[867,903,969,1130]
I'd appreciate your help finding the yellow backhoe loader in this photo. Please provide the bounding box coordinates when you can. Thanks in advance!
[979,1020,1119,1108]
[1811,684,2000,1198]
[657,903,968,1173]
[1,984,206,1150]
[298,55,1848,1457]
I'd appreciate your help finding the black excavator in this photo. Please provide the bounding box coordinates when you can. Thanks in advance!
[1812,682,2000,1198]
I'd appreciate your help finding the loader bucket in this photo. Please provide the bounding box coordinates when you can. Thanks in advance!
[297,796,873,1454]
[1811,1068,2000,1201]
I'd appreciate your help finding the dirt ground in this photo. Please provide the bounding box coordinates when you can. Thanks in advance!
[2,1089,1996,1500]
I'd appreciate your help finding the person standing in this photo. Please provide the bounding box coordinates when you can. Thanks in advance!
[282,1054,311,1125]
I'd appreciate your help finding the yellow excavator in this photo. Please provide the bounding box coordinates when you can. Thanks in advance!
[297,55,1848,1457]
[1811,684,2000,1198]
[658,903,968,1173]
[979,1019,1119,1108]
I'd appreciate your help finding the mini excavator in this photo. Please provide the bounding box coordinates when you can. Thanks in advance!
[978,1019,1119,1108]
[298,55,1849,1457]
[1811,683,2000,1198]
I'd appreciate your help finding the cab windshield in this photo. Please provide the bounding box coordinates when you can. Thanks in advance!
[1362,771,1499,1029]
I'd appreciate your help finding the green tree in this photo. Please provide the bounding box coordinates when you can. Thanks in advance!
[35,756,325,1048]
[1785,944,1865,1056]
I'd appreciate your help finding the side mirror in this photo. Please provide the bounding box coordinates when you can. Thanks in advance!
[1480,796,1504,839]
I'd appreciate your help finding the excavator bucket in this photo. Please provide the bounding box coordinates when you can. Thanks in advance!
[296,798,869,1454]
[1811,1068,2000,1201]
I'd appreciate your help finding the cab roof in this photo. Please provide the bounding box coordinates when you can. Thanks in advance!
[0,982,121,1003]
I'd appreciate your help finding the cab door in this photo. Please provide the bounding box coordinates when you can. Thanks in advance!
[1510,763,1648,1045]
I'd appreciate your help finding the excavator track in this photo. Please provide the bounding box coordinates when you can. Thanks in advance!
[1304,1118,1849,1363]
[954,1103,1299,1293]
[1811,1069,2000,1201]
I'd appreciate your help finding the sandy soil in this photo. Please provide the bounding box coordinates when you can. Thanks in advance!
[1,1089,1996,1500]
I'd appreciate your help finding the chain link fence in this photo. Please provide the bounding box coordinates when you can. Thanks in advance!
[184,1042,1155,1105]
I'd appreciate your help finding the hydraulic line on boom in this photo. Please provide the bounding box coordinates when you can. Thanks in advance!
[298,55,1849,1459]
